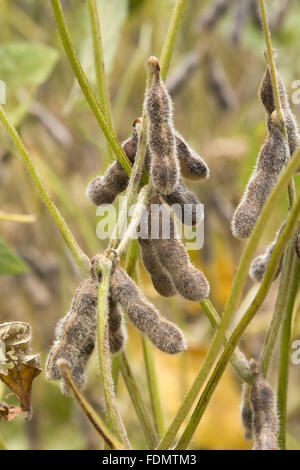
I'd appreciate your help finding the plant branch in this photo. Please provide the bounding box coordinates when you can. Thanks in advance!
[96,254,130,448]
[200,299,252,383]
[87,0,114,163]
[49,0,133,177]
[57,359,124,450]
[0,105,90,277]
[277,256,300,449]
[120,353,158,449]
[160,0,188,81]
[175,194,300,449]
[141,336,165,438]
[259,239,297,377]
[116,184,151,257]
[157,145,300,449]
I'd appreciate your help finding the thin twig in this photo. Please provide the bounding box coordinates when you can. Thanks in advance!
[57,359,124,450]
[120,353,158,449]
[277,257,300,449]
[0,105,90,277]
[175,193,300,449]
[96,254,131,448]
[50,0,133,178]
[87,0,114,163]
[157,142,300,450]
[160,0,188,81]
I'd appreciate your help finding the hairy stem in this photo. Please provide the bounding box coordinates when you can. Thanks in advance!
[50,0,132,177]
[158,145,300,449]
[259,240,296,377]
[0,105,90,277]
[116,185,151,257]
[160,0,188,81]
[87,0,114,163]
[57,359,124,450]
[96,254,130,448]
[120,353,158,449]
[142,336,165,438]
[176,194,300,449]
[277,256,300,449]
[201,299,252,383]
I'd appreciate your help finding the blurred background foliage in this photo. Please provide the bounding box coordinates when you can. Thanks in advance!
[0,0,300,450]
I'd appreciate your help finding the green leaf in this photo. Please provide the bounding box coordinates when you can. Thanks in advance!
[0,239,28,276]
[0,42,59,97]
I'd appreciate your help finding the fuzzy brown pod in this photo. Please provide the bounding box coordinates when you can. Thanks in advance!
[144,194,209,301]
[295,233,300,260]
[86,123,139,206]
[175,132,209,180]
[146,57,180,195]
[46,275,97,394]
[108,297,126,354]
[250,363,279,450]
[232,112,286,239]
[138,236,177,297]
[0,322,41,421]
[250,222,285,282]
[260,65,300,158]
[162,179,203,226]
[110,265,186,354]
[241,383,253,440]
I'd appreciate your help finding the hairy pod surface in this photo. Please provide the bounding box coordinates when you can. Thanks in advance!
[147,57,180,195]
[241,383,253,440]
[260,65,300,158]
[250,222,285,282]
[232,117,286,239]
[251,367,279,450]
[175,132,209,180]
[108,297,126,354]
[147,194,209,300]
[110,265,186,354]
[295,233,300,260]
[138,236,177,297]
[46,275,98,394]
[86,125,139,206]
[162,179,203,226]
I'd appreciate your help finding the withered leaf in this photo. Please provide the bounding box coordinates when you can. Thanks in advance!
[0,322,41,420]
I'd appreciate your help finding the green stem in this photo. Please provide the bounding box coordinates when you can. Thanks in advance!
[159,0,188,81]
[120,353,158,449]
[50,0,132,177]
[141,336,165,438]
[200,299,252,383]
[277,256,300,449]
[259,240,296,377]
[96,254,130,448]
[158,146,300,449]
[116,185,151,257]
[87,0,114,163]
[57,359,124,450]
[109,63,155,250]
[0,105,90,277]
[175,195,300,449]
